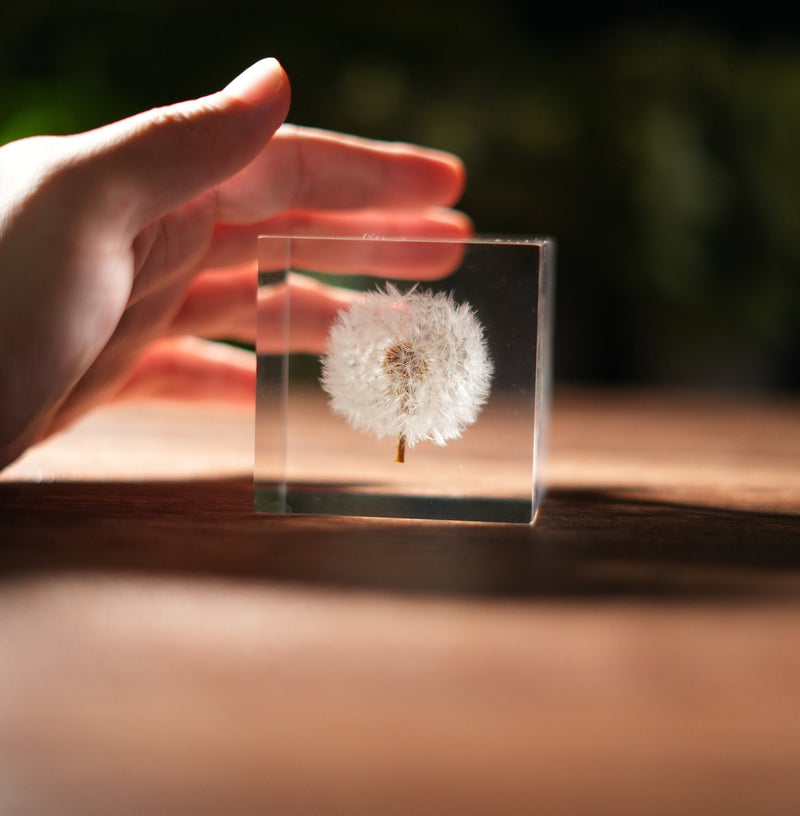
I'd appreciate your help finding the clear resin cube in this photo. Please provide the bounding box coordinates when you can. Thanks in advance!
[255,235,555,523]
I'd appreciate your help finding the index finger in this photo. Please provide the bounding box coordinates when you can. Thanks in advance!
[215,125,466,224]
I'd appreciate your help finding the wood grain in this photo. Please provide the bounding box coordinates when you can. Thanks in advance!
[1,389,799,815]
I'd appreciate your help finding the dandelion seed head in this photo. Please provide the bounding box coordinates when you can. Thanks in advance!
[320,284,494,449]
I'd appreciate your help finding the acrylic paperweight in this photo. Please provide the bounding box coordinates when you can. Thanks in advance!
[255,235,555,524]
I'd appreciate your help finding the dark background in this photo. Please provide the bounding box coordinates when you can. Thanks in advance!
[2,0,799,391]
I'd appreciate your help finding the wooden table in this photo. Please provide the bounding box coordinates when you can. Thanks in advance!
[1,388,799,815]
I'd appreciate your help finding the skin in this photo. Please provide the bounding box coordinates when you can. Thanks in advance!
[0,58,470,469]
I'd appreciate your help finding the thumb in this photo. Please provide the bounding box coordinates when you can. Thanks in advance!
[77,58,290,230]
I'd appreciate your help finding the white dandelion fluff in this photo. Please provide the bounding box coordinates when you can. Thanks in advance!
[320,284,494,462]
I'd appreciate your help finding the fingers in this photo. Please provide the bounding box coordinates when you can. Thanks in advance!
[166,267,256,344]
[259,231,469,280]
[258,274,356,354]
[171,205,473,346]
[214,124,466,224]
[168,270,354,352]
[112,337,255,402]
[204,206,473,271]
[74,59,291,231]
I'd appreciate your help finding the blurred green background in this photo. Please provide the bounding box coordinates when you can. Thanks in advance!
[2,0,799,390]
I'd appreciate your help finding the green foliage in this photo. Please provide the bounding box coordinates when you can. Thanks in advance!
[1,0,798,388]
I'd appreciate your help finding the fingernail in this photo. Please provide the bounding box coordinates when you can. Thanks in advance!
[224,58,286,103]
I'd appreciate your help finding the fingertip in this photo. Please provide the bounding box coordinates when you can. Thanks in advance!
[91,58,291,230]
[223,58,289,106]
[448,153,468,202]
[431,206,474,237]
[423,148,467,206]
[424,150,467,208]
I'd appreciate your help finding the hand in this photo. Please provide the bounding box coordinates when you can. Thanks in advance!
[0,58,470,469]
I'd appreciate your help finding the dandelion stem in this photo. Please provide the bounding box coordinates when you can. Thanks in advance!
[395,435,406,464]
